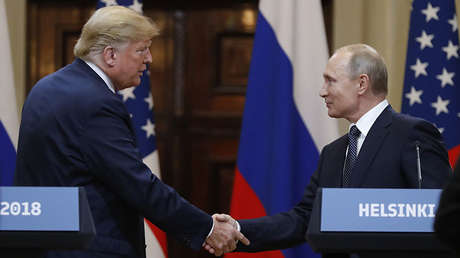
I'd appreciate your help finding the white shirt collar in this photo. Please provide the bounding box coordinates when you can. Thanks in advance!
[349,99,389,138]
[84,60,116,93]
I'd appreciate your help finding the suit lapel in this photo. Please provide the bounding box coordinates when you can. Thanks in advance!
[350,106,393,187]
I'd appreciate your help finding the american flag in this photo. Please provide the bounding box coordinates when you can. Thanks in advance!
[402,0,460,168]
[97,1,168,257]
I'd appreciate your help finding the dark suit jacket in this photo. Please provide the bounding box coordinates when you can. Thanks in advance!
[14,59,212,258]
[237,106,451,256]
[435,157,460,254]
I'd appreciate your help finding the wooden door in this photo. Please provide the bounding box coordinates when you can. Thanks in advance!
[143,3,257,257]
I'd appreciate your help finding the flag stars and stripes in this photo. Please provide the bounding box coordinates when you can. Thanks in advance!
[436,68,455,87]
[421,2,440,22]
[438,126,445,134]
[433,123,445,134]
[144,92,154,110]
[119,87,136,102]
[98,0,143,14]
[411,58,429,78]
[405,86,423,106]
[100,0,118,6]
[416,30,434,50]
[130,0,143,13]
[431,96,450,115]
[448,15,458,32]
[442,40,459,60]
[141,119,155,138]
[97,1,167,257]
[403,0,460,168]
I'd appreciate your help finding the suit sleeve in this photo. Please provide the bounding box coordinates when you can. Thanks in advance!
[235,146,326,252]
[401,119,451,188]
[79,99,212,250]
[434,159,459,251]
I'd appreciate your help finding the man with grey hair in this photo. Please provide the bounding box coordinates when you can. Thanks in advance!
[208,44,451,257]
[15,6,248,258]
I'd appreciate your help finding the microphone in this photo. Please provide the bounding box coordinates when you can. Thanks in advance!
[415,141,422,189]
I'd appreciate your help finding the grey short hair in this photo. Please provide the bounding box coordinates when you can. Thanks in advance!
[339,44,388,96]
[74,6,159,59]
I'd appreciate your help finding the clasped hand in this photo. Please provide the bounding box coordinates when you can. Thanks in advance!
[203,214,250,256]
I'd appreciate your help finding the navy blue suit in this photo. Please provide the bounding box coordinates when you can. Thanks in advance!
[236,106,451,256]
[435,157,460,253]
[14,59,212,258]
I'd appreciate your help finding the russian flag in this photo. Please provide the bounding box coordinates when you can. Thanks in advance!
[0,0,19,187]
[227,1,339,258]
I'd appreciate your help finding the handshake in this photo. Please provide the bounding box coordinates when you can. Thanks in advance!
[204,214,250,256]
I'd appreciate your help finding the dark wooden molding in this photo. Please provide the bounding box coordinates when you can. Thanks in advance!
[207,159,237,213]
[144,0,259,10]
[214,32,254,95]
[54,23,83,69]
[173,10,186,117]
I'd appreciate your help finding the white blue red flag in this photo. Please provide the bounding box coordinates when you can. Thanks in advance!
[402,0,460,168]
[0,0,19,186]
[97,1,167,257]
[227,1,339,258]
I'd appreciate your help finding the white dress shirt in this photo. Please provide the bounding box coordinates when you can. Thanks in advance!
[349,99,389,154]
[84,60,116,93]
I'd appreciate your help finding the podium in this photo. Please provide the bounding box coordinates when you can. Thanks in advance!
[0,187,96,251]
[306,188,454,257]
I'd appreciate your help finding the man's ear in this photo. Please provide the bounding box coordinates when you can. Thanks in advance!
[102,46,117,67]
[357,74,370,95]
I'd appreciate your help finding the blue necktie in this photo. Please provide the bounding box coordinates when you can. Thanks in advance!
[343,125,361,187]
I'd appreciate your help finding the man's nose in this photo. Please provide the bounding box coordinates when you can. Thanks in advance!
[319,84,327,98]
[144,48,152,63]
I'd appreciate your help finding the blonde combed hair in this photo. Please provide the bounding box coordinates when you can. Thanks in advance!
[74,6,159,59]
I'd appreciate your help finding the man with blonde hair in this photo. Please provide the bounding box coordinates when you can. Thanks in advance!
[210,44,451,258]
[15,6,248,258]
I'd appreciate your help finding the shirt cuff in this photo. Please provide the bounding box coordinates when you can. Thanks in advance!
[204,217,240,244]
[206,218,215,238]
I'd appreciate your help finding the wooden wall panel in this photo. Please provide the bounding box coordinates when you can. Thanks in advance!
[27,1,95,91]
[185,7,254,116]
[164,5,257,256]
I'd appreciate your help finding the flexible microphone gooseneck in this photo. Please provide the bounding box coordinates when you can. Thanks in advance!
[415,141,422,189]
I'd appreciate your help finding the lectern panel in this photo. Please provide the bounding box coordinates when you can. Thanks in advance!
[0,187,95,249]
[306,188,452,255]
